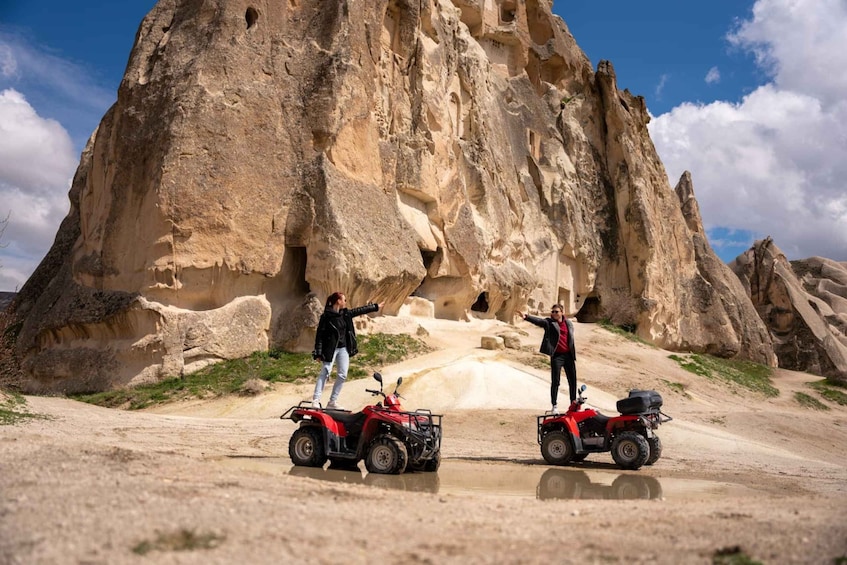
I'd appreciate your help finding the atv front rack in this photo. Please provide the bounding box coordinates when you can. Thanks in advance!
[392,409,443,462]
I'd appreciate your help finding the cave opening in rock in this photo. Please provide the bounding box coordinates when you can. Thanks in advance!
[471,292,490,313]
[576,296,600,323]
[500,0,517,23]
[282,245,310,295]
[421,249,436,272]
[245,7,259,29]
[412,249,437,299]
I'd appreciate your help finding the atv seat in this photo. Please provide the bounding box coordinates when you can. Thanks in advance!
[592,413,611,426]
[578,412,611,436]
[330,411,367,429]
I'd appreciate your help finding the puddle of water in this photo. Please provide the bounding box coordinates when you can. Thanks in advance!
[217,456,757,500]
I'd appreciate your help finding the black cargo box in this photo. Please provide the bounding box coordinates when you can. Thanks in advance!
[616,389,663,415]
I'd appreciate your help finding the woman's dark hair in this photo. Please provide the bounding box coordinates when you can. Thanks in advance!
[326,292,345,308]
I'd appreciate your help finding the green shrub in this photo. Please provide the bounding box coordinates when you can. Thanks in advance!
[809,379,847,406]
[794,392,829,410]
[712,546,762,564]
[133,529,225,555]
[0,391,46,425]
[661,379,687,394]
[668,353,778,397]
[72,333,431,410]
[598,319,653,346]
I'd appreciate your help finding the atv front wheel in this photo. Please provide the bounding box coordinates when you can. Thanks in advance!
[541,431,574,466]
[366,436,408,475]
[289,427,328,468]
[611,431,649,470]
[611,474,663,499]
[411,450,441,473]
[646,435,663,466]
[422,451,441,472]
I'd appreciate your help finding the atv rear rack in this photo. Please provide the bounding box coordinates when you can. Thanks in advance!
[280,401,322,421]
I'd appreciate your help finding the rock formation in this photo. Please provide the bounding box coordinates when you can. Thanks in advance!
[673,172,775,364]
[4,0,773,392]
[731,238,847,384]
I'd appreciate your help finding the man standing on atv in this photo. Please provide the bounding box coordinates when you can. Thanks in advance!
[312,292,384,410]
[519,305,577,415]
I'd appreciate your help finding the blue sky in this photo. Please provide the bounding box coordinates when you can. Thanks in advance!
[1,1,845,292]
[555,1,761,116]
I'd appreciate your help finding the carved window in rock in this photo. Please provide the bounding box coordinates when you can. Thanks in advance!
[528,130,541,160]
[500,0,517,24]
[525,0,553,45]
[381,3,402,57]
[558,288,571,314]
[449,92,463,139]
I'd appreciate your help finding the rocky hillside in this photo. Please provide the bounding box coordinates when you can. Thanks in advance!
[4,0,779,392]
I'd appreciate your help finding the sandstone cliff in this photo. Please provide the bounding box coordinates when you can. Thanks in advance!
[731,238,847,385]
[5,0,773,392]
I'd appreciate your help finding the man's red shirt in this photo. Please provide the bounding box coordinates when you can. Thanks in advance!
[555,319,570,353]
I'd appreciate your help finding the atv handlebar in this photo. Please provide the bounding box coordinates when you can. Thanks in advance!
[365,374,404,398]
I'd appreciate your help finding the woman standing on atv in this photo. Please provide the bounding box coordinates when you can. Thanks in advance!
[519,305,577,415]
[312,292,384,410]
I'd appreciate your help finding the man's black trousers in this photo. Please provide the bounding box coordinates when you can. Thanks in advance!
[550,352,577,406]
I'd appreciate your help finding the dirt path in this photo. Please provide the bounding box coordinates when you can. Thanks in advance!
[2,318,847,564]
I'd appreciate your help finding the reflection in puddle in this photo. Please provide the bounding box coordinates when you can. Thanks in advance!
[288,465,661,500]
[536,468,662,500]
[288,463,441,494]
[220,457,753,500]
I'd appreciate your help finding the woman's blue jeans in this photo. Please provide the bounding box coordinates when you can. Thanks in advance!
[313,347,349,404]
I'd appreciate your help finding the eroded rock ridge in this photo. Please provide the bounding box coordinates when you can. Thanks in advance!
[6,0,773,391]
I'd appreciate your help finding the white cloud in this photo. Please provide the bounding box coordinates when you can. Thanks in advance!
[705,66,720,84]
[655,73,669,98]
[0,31,114,118]
[0,43,17,77]
[650,0,847,261]
[727,0,847,108]
[0,31,116,291]
[0,88,75,290]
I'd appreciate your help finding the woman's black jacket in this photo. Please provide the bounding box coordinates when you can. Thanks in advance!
[312,303,379,360]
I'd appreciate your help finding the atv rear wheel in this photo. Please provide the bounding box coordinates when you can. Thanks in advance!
[289,427,327,468]
[611,431,649,470]
[366,435,408,475]
[541,431,574,465]
[646,435,663,466]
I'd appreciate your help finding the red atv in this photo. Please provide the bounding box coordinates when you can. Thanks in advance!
[281,373,442,475]
[537,384,671,470]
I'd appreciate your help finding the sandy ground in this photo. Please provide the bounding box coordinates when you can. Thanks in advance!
[2,316,847,564]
